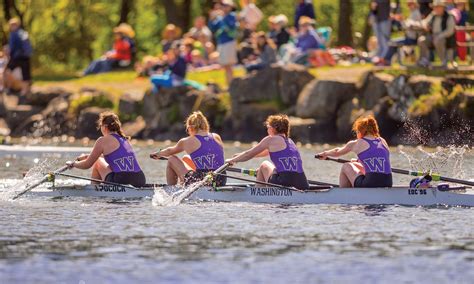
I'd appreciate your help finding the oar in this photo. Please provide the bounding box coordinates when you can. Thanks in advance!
[12,165,70,200]
[53,172,168,189]
[214,172,305,192]
[315,155,474,187]
[228,167,339,187]
[180,162,232,200]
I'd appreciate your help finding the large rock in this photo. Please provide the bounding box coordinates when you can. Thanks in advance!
[372,97,400,143]
[296,79,357,119]
[442,76,474,93]
[336,98,366,141]
[357,71,392,109]
[289,117,336,143]
[0,118,10,136]
[279,64,315,105]
[5,104,42,130]
[122,116,146,138]
[75,107,110,139]
[229,64,314,107]
[26,86,72,107]
[408,75,439,97]
[231,103,279,142]
[119,91,144,121]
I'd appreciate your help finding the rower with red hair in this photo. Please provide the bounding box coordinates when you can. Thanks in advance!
[316,115,393,188]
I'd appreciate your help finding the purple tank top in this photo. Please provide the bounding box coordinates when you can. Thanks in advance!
[104,133,142,173]
[269,136,304,173]
[357,137,391,174]
[190,134,225,170]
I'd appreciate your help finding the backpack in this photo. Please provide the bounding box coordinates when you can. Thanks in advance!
[18,29,33,57]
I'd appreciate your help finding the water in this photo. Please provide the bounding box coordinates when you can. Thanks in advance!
[1,143,473,283]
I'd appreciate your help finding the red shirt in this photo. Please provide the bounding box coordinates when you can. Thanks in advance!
[111,39,131,61]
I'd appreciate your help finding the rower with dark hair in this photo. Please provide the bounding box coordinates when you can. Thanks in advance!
[66,111,146,187]
[150,111,226,186]
[316,115,393,188]
[226,114,309,190]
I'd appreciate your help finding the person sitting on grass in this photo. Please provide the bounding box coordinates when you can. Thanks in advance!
[150,41,187,92]
[244,32,277,73]
[83,25,132,75]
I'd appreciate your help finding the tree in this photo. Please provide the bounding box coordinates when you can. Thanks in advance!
[118,0,133,24]
[337,0,353,46]
[161,0,192,30]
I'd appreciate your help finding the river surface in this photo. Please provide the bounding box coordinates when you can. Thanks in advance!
[0,142,473,283]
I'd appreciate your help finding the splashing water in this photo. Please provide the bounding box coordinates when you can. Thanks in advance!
[152,179,212,206]
[399,145,470,179]
[0,159,58,201]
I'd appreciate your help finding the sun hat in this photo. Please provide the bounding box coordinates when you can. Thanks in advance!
[274,14,289,26]
[298,16,315,27]
[114,23,135,38]
[432,0,446,7]
[221,0,235,6]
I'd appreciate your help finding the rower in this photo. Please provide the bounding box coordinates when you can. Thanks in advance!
[226,114,309,190]
[150,111,226,186]
[316,115,392,188]
[66,111,146,187]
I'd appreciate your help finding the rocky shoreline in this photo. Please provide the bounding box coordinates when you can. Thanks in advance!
[1,65,473,146]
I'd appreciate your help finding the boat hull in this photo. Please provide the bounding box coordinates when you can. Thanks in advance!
[28,184,474,207]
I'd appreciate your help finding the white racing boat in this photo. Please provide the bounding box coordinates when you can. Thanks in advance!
[27,183,474,207]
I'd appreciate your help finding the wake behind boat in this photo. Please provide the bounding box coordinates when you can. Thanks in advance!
[26,183,474,207]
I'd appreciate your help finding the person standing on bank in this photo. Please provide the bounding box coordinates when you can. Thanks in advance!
[66,112,146,187]
[316,115,393,188]
[209,0,238,87]
[4,18,33,96]
[226,114,309,190]
[370,0,392,65]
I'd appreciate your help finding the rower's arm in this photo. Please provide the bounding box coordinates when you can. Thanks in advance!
[74,138,104,169]
[321,140,356,158]
[158,139,186,156]
[231,137,270,163]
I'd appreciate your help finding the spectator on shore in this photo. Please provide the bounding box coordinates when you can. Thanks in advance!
[370,0,392,64]
[451,0,469,61]
[4,18,32,96]
[150,41,187,91]
[209,0,238,87]
[418,0,456,68]
[290,16,323,65]
[294,0,315,30]
[239,0,263,32]
[245,32,277,73]
[161,24,182,53]
[382,0,422,66]
[186,16,213,43]
[268,14,290,51]
[84,25,132,75]
[116,23,136,62]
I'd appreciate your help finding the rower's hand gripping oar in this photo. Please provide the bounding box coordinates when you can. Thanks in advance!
[180,162,232,200]
[11,165,70,200]
[315,155,474,187]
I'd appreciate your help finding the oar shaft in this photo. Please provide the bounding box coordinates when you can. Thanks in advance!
[12,165,70,200]
[55,172,139,189]
[317,155,474,187]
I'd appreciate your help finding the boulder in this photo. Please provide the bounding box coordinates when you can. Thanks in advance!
[357,71,392,109]
[289,117,336,143]
[279,64,315,105]
[75,107,110,139]
[372,97,400,143]
[5,104,42,130]
[142,86,190,123]
[231,102,279,142]
[336,98,365,141]
[296,79,357,119]
[387,75,413,101]
[122,116,146,138]
[408,75,439,97]
[119,91,144,121]
[229,67,281,105]
[442,76,474,93]
[26,86,72,107]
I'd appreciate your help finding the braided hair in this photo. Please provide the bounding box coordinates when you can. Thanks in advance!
[97,111,130,140]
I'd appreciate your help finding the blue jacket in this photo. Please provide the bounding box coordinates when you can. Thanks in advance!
[295,1,315,29]
[296,29,322,52]
[209,12,237,45]
[9,29,32,59]
[169,56,187,79]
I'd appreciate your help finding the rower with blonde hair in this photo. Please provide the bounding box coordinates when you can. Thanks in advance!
[226,114,309,190]
[150,111,226,186]
[67,111,146,187]
[316,115,393,188]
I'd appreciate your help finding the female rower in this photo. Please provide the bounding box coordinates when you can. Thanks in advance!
[66,111,146,187]
[316,115,392,188]
[226,114,309,190]
[150,111,226,186]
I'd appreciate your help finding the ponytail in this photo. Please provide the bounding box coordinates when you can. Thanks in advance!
[352,115,380,138]
[97,111,130,140]
[185,111,210,133]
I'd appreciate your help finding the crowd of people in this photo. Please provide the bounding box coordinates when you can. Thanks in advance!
[1,0,472,96]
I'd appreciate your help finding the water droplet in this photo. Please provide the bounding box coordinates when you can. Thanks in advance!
[5,162,10,167]
[34,158,39,164]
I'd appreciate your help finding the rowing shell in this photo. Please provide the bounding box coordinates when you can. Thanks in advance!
[27,183,474,207]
